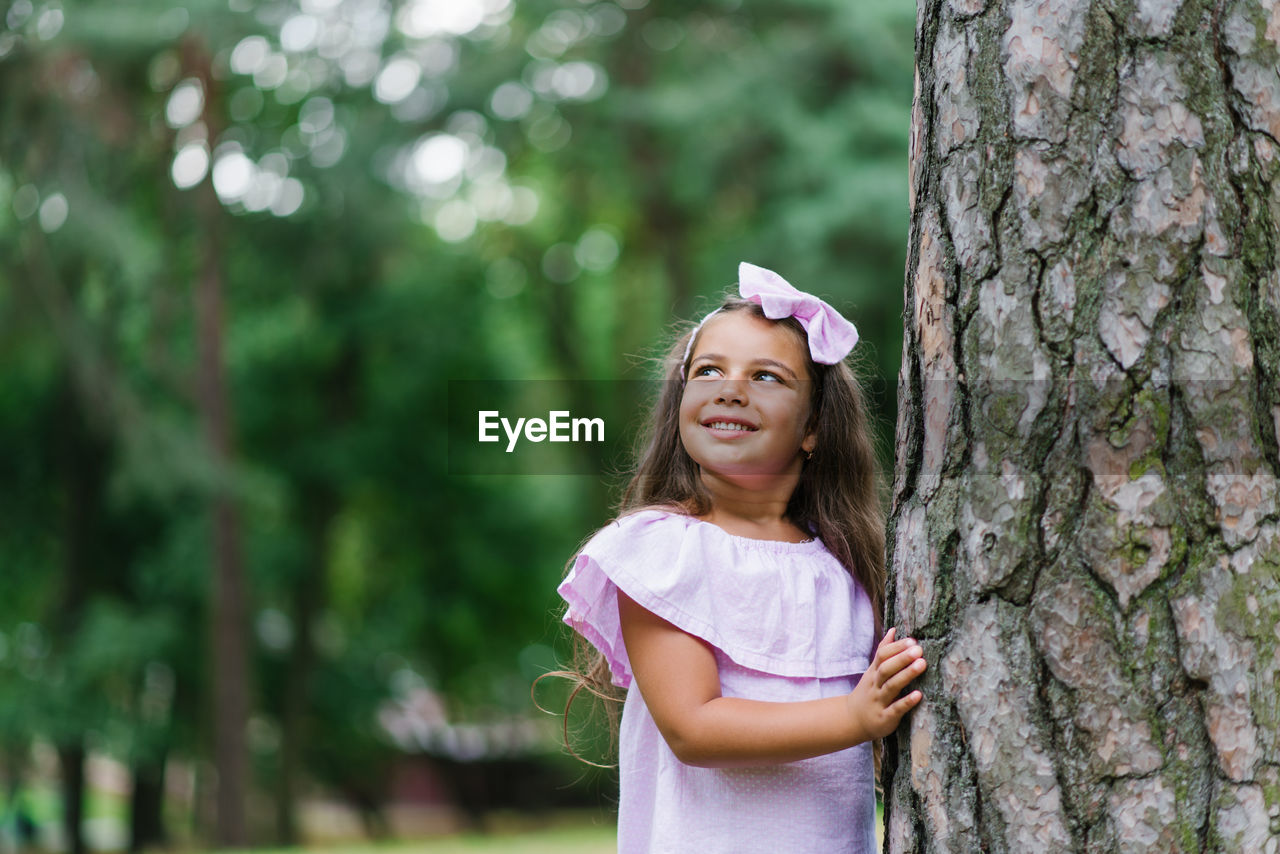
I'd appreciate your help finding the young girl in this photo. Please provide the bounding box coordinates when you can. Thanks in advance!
[554,263,926,853]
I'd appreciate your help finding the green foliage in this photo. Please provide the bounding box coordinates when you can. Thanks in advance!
[0,0,913,836]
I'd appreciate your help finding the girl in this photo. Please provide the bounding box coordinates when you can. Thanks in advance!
[554,263,926,853]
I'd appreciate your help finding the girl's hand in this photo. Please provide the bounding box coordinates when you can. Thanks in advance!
[847,627,926,741]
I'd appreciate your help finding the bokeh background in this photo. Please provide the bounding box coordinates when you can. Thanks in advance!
[0,0,913,850]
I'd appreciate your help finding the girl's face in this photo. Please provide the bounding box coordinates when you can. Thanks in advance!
[679,310,817,480]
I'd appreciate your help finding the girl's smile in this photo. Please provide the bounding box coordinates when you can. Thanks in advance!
[679,311,816,479]
[701,415,759,437]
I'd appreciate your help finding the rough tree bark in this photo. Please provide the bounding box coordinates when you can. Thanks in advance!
[884,1,1280,852]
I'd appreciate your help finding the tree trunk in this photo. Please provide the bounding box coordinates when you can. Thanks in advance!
[274,338,360,844]
[186,37,251,848]
[54,744,85,854]
[198,203,252,850]
[129,755,167,853]
[54,371,101,854]
[129,658,175,852]
[884,1,1280,852]
[274,578,316,846]
[275,489,334,846]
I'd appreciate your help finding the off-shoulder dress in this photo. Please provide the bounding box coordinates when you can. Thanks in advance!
[557,508,878,854]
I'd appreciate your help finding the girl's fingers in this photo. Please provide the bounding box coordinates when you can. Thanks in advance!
[873,628,897,663]
[879,644,925,679]
[881,656,927,696]
[874,633,916,666]
[889,691,923,716]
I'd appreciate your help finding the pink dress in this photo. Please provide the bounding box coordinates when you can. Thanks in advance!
[557,509,877,854]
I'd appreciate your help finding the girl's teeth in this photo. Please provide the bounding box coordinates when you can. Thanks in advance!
[709,422,752,431]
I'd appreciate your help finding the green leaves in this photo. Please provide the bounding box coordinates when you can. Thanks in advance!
[0,0,913,824]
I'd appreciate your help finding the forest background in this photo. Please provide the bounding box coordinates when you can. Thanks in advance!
[0,0,914,849]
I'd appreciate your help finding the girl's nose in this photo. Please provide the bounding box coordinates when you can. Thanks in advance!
[715,378,749,405]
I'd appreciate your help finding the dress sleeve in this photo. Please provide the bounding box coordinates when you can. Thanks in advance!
[556,510,682,688]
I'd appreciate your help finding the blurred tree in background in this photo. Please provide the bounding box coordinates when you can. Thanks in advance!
[0,0,912,847]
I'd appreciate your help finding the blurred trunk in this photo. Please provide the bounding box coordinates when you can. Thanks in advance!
[350,793,388,840]
[56,744,85,854]
[54,370,102,854]
[883,1,1280,852]
[274,579,316,845]
[197,183,251,849]
[128,755,167,853]
[274,340,359,843]
[129,659,175,851]
[275,489,336,845]
[187,37,251,848]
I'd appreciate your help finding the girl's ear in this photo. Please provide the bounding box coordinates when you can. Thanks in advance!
[802,423,818,455]
[802,370,822,454]
[804,400,820,453]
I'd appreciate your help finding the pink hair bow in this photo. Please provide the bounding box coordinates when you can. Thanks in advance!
[681,263,859,370]
[738,262,859,364]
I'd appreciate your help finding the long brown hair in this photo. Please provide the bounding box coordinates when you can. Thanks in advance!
[543,296,887,763]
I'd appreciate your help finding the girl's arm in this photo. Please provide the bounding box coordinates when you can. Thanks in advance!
[618,590,925,768]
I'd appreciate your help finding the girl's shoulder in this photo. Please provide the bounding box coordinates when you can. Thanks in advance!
[585,504,688,535]
[577,506,692,559]
[619,503,691,523]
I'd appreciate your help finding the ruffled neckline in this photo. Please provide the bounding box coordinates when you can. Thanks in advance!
[639,509,827,554]
[559,508,874,686]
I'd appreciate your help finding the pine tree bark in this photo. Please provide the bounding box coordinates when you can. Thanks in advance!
[884,1,1280,852]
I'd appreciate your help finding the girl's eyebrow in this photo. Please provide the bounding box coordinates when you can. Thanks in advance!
[755,358,800,380]
[691,353,800,380]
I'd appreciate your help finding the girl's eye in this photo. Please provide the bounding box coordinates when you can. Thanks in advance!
[690,366,783,382]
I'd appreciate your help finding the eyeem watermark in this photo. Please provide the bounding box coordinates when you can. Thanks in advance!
[478,410,605,453]
[448,380,646,474]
